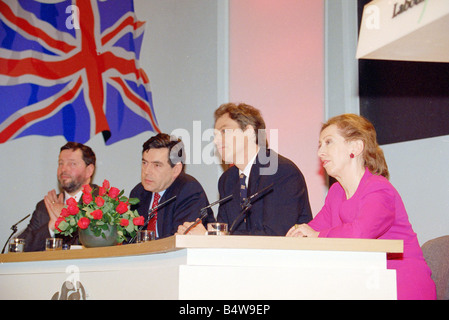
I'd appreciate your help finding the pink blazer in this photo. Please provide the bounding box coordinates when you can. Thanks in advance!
[309,168,436,300]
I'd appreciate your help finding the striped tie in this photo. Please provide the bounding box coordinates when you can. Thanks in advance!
[147,192,160,232]
[239,173,247,208]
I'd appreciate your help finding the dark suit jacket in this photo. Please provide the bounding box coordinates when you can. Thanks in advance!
[19,184,99,252]
[217,148,312,236]
[130,172,214,239]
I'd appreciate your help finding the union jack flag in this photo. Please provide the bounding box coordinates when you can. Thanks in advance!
[0,0,160,145]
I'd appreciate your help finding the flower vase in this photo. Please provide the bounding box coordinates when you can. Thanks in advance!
[79,224,118,248]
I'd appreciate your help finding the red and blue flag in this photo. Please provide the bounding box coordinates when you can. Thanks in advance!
[0,0,160,145]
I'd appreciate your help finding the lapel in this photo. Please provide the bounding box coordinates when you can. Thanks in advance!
[248,148,275,209]
[155,173,180,235]
[248,161,259,198]
[248,148,269,196]
[156,190,166,235]
[231,168,242,214]
[138,189,152,221]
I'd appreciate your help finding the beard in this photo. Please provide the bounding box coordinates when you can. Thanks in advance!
[58,174,86,194]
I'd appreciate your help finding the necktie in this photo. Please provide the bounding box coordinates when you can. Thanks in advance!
[147,192,160,232]
[239,173,247,208]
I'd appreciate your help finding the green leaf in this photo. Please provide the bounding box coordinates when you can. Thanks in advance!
[130,210,140,218]
[128,198,140,205]
[57,220,70,231]
[125,222,134,233]
[69,218,77,227]
[93,228,102,237]
[83,207,95,218]
[121,213,130,220]
[102,202,115,214]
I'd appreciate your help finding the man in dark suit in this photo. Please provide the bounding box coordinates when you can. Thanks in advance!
[178,102,312,236]
[216,148,311,235]
[129,133,214,239]
[19,142,96,251]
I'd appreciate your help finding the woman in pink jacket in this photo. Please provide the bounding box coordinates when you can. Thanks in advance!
[287,114,436,300]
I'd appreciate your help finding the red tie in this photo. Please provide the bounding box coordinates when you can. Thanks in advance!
[147,192,160,233]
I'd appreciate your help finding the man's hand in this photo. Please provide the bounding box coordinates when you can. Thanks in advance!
[44,190,64,231]
[176,221,207,235]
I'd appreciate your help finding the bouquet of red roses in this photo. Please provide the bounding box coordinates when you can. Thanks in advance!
[54,179,144,244]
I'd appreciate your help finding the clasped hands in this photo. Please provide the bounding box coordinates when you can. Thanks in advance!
[285,223,319,238]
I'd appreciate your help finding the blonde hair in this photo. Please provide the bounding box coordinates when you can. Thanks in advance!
[322,114,389,179]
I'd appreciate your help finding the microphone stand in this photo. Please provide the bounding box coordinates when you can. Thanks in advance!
[229,183,274,235]
[128,196,176,244]
[183,194,233,234]
[1,214,30,254]
[229,200,252,234]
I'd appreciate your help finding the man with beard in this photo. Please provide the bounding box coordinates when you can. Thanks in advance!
[19,142,96,251]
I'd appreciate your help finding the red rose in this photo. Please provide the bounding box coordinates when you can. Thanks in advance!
[60,207,69,218]
[95,196,105,207]
[108,187,120,199]
[77,217,90,229]
[120,218,129,227]
[55,216,65,232]
[92,209,103,220]
[102,179,110,190]
[98,186,106,196]
[82,184,92,195]
[83,193,93,204]
[133,216,145,226]
[67,205,79,215]
[116,201,128,214]
[66,197,77,207]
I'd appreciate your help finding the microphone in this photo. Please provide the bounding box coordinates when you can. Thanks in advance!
[1,214,31,254]
[183,194,233,235]
[243,183,274,207]
[128,195,176,244]
[229,183,274,234]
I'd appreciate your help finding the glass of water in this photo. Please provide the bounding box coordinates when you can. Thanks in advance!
[137,230,155,243]
[45,238,63,251]
[207,222,228,235]
[9,238,25,253]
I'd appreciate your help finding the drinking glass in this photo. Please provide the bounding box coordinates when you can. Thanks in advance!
[207,222,228,235]
[45,238,63,251]
[9,238,25,253]
[137,230,155,243]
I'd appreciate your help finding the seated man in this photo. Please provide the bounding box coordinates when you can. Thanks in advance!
[19,142,96,251]
[178,102,312,236]
[130,133,214,239]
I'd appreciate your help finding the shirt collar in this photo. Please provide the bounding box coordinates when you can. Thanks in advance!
[156,189,166,197]
[64,189,83,204]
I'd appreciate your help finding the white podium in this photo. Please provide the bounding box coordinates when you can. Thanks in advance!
[0,235,402,300]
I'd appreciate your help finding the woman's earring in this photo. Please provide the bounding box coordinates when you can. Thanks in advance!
[350,153,355,159]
